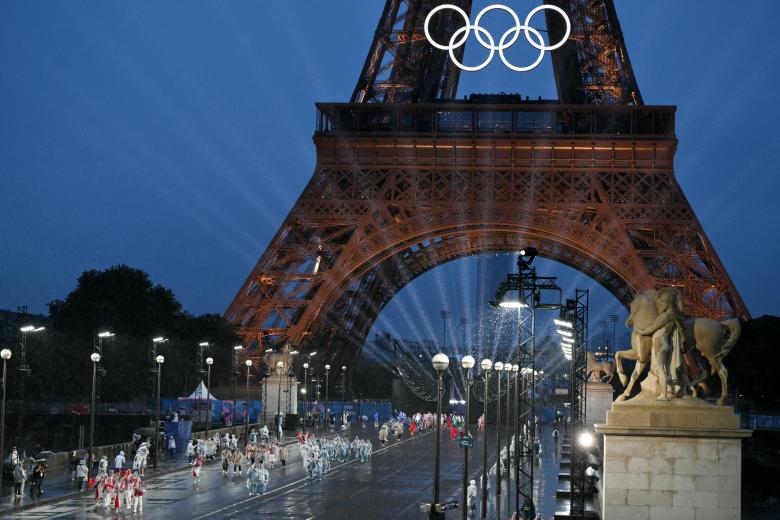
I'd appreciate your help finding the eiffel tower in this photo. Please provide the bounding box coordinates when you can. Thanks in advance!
[225,0,749,368]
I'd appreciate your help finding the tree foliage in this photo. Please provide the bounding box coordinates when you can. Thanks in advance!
[22,265,240,403]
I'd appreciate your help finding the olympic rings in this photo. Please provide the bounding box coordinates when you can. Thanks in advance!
[423,3,571,72]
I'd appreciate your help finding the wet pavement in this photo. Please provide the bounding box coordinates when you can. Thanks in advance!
[4,424,563,519]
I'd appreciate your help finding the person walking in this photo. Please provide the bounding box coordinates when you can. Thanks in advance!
[114,451,126,472]
[280,444,288,467]
[221,448,230,476]
[13,463,26,499]
[29,462,45,498]
[467,479,477,518]
[131,471,146,513]
[191,455,204,486]
[76,460,89,491]
[69,451,79,481]
[232,448,243,476]
[168,434,177,460]
[187,439,196,463]
[257,462,269,494]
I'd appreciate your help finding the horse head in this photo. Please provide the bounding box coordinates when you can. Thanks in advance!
[626,289,659,331]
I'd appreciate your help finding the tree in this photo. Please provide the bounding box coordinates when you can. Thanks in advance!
[24,265,240,403]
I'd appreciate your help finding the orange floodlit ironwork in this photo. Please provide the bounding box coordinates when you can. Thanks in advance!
[225,1,749,368]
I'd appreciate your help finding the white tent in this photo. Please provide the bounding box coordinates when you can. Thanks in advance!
[183,380,217,400]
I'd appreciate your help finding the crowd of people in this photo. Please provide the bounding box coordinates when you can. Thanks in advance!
[9,409,560,518]
[9,446,49,502]
[177,427,376,497]
[92,467,147,513]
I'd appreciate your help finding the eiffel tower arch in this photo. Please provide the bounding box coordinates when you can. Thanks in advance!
[225,1,749,368]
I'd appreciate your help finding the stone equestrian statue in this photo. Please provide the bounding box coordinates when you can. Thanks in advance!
[615,287,740,405]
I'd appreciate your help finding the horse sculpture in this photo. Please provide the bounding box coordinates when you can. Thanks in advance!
[615,288,741,405]
[586,352,613,383]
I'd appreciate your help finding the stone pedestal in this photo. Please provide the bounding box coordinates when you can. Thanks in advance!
[596,398,750,520]
[586,382,614,427]
[263,376,298,423]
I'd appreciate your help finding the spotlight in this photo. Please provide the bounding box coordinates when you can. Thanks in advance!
[578,431,595,448]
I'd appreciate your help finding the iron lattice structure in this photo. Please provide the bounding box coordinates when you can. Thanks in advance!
[491,255,564,516]
[562,290,589,518]
[351,0,471,103]
[546,0,643,105]
[225,1,749,370]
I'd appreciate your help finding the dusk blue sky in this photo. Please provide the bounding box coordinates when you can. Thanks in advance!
[1,1,778,346]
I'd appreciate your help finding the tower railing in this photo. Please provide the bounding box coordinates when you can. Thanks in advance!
[316,103,675,139]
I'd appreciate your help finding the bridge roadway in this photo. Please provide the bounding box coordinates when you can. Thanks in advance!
[6,426,561,519]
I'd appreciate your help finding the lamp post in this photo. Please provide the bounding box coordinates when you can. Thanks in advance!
[205,357,214,438]
[150,336,167,429]
[232,345,242,434]
[494,361,504,519]
[440,311,450,351]
[275,361,284,441]
[0,348,12,491]
[198,342,210,430]
[324,364,331,431]
[341,365,347,428]
[461,355,475,520]
[153,355,164,470]
[302,362,309,434]
[504,360,512,513]
[480,359,492,520]
[17,325,43,454]
[430,353,449,519]
[245,359,252,444]
[88,352,100,474]
[513,364,520,518]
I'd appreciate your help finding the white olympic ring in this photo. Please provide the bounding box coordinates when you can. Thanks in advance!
[424,3,571,72]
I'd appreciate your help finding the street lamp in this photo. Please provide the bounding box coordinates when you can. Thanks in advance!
[245,359,253,444]
[480,358,492,520]
[430,353,449,520]
[275,360,284,440]
[197,342,210,431]
[232,345,243,433]
[153,355,164,469]
[504,360,512,511]
[18,325,43,453]
[494,361,504,519]
[512,364,521,518]
[150,336,167,434]
[324,364,331,431]
[88,352,100,474]
[341,365,347,428]
[461,355,475,520]
[0,348,12,491]
[302,362,309,434]
[205,357,214,438]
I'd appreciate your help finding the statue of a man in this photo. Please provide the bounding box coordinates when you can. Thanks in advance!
[635,287,688,400]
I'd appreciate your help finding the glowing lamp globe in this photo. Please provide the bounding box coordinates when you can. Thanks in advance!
[432,353,449,372]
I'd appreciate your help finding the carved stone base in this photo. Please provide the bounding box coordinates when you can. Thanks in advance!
[263,376,298,423]
[586,382,614,426]
[596,398,750,520]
